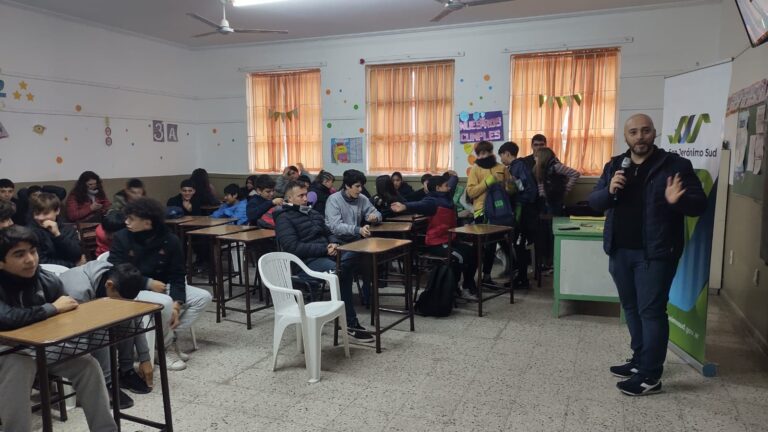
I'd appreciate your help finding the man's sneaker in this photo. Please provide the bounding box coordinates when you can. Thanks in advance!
[617,375,662,396]
[460,290,478,301]
[347,323,375,343]
[107,384,134,409]
[120,369,151,394]
[164,351,187,371]
[610,361,639,378]
[172,342,190,362]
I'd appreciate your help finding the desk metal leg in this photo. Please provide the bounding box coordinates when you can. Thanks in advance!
[37,347,53,432]
[186,234,194,285]
[214,238,224,322]
[108,330,121,431]
[155,312,174,432]
[405,246,414,332]
[242,246,252,330]
[509,232,515,304]
[372,255,381,354]
[476,238,484,317]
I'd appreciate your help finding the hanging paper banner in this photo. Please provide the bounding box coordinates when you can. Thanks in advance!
[538,93,583,108]
[269,108,299,122]
[459,110,503,143]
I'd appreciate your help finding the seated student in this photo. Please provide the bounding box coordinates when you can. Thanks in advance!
[0,200,15,228]
[108,198,212,371]
[66,171,112,223]
[405,173,433,202]
[95,211,125,257]
[0,178,23,226]
[391,172,414,198]
[29,193,84,268]
[111,178,146,214]
[391,175,477,296]
[275,181,374,342]
[190,168,219,206]
[167,179,202,216]
[244,175,258,199]
[60,261,148,409]
[211,183,248,225]
[308,171,335,215]
[275,165,300,197]
[0,226,117,432]
[246,175,283,228]
[371,175,404,220]
[14,185,43,226]
[325,169,382,243]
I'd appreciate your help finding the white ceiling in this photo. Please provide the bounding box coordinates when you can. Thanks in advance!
[6,0,701,48]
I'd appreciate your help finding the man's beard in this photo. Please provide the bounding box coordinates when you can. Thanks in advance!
[630,141,653,156]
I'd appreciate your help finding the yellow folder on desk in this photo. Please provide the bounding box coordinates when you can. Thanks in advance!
[569,216,606,221]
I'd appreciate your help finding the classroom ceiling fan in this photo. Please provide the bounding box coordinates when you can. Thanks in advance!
[430,0,517,22]
[187,0,288,38]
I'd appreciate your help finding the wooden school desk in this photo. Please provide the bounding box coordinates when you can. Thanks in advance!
[336,238,414,354]
[0,298,173,432]
[449,224,515,317]
[179,217,237,283]
[369,222,413,238]
[215,229,277,329]
[165,216,194,239]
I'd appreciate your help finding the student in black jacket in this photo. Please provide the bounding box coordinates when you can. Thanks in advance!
[29,192,84,267]
[0,200,15,228]
[166,179,202,216]
[0,226,117,431]
[246,174,283,227]
[308,171,335,215]
[405,173,433,202]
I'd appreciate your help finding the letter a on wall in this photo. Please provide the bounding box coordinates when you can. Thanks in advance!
[166,123,178,142]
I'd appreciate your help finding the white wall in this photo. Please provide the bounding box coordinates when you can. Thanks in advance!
[193,1,724,176]
[0,3,199,182]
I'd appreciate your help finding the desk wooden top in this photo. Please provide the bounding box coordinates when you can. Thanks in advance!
[337,237,411,254]
[370,222,413,233]
[386,214,426,222]
[217,229,276,243]
[0,298,161,347]
[450,224,512,236]
[179,216,236,228]
[186,225,257,237]
[165,216,195,225]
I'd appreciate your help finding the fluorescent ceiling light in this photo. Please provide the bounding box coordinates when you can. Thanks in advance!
[232,0,286,6]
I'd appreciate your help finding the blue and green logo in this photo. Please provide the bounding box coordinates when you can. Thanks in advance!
[667,114,710,144]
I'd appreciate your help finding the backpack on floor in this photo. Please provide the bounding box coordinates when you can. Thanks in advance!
[483,182,515,227]
[416,263,456,317]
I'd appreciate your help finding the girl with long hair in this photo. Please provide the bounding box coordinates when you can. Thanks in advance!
[65,171,111,222]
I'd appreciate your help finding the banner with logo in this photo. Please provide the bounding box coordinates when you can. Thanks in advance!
[661,61,732,368]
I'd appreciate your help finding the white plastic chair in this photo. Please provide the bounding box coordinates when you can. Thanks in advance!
[96,251,109,261]
[258,252,350,383]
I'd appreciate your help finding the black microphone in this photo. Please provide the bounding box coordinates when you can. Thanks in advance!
[614,157,632,202]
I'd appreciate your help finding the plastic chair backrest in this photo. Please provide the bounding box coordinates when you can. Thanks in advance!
[97,251,110,261]
[258,252,306,317]
[40,263,70,276]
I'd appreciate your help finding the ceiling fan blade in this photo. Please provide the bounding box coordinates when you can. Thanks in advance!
[464,0,514,6]
[187,13,220,29]
[234,29,289,34]
[430,8,457,22]
[192,31,220,38]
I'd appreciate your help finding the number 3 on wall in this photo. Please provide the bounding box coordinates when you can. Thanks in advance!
[0,80,6,98]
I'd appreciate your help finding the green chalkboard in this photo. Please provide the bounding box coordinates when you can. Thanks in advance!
[732,103,766,202]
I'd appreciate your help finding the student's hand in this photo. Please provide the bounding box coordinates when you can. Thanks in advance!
[665,173,686,205]
[53,296,79,313]
[390,202,406,213]
[359,225,371,238]
[90,202,103,211]
[182,200,192,212]
[149,280,166,293]
[273,198,284,206]
[138,361,154,389]
[327,243,338,257]
[40,220,61,237]
[169,303,181,330]
[77,255,87,266]
[366,213,378,223]
[609,171,627,195]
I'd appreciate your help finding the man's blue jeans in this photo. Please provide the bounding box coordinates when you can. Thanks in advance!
[303,251,360,327]
[609,248,678,381]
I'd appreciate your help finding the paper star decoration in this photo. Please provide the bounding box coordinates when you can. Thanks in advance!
[19,81,28,90]
[26,93,34,102]
[12,91,21,100]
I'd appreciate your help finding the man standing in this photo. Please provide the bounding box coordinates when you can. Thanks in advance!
[588,114,706,396]
[520,134,548,171]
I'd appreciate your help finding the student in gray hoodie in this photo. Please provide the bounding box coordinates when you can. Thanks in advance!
[325,169,382,243]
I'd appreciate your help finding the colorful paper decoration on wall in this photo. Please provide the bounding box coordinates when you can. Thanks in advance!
[331,137,363,164]
[459,110,503,143]
[538,93,583,108]
[10,81,34,103]
[152,120,164,142]
[0,122,8,139]
[105,126,112,146]
[269,108,298,122]
[33,125,46,135]
[167,124,178,142]
[0,79,6,98]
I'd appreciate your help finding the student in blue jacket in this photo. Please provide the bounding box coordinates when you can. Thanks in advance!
[212,183,248,225]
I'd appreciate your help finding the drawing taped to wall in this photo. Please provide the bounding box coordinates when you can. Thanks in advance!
[331,137,363,164]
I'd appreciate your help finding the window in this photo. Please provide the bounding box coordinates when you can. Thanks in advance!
[509,48,619,176]
[246,69,322,172]
[366,61,454,174]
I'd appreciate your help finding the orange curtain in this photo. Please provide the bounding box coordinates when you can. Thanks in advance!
[509,49,619,176]
[246,69,322,172]
[367,61,454,173]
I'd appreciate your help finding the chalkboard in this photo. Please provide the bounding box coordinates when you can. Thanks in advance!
[732,102,766,201]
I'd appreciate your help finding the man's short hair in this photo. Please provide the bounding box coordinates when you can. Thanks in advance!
[284,180,307,197]
[420,173,433,184]
[475,141,493,155]
[255,174,275,190]
[105,263,144,299]
[126,178,144,189]
[0,225,38,261]
[315,171,335,184]
[531,134,547,144]
[223,183,240,197]
[342,169,367,188]
[124,198,166,231]
[27,185,43,195]
[180,179,194,189]
[498,141,520,157]
[0,201,15,222]
[102,211,126,234]
[426,174,450,192]
[29,193,60,214]
[0,179,15,189]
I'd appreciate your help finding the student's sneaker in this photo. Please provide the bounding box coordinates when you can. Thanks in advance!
[120,369,151,394]
[164,351,187,371]
[172,342,190,362]
[609,360,639,378]
[459,290,478,301]
[347,323,375,343]
[107,384,135,409]
[617,375,662,396]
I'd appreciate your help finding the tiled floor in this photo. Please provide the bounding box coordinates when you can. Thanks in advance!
[26,272,768,432]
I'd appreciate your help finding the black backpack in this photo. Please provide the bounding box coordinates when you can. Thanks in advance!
[483,182,515,227]
[416,264,456,317]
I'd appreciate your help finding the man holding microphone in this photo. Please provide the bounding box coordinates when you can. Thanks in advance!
[589,114,707,396]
